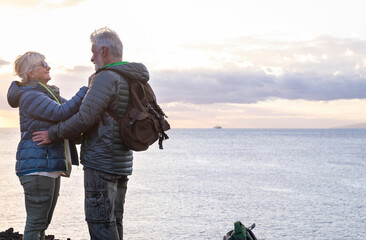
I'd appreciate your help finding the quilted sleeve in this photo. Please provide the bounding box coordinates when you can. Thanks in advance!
[48,72,117,141]
[22,86,88,122]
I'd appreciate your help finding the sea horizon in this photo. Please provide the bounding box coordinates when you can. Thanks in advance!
[1,128,365,239]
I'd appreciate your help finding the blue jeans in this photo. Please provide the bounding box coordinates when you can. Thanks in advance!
[84,167,128,240]
[19,175,60,240]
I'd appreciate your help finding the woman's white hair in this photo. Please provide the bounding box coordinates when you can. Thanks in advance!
[90,27,123,59]
[14,51,45,84]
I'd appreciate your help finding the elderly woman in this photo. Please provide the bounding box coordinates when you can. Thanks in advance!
[7,51,88,240]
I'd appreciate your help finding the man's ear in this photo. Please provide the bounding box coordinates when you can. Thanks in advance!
[101,46,108,58]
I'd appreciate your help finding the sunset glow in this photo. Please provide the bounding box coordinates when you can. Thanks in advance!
[1,0,366,128]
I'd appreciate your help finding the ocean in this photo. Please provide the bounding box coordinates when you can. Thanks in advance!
[0,128,365,240]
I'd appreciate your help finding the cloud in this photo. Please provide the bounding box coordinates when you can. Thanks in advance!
[151,69,366,104]
[50,65,94,99]
[151,35,366,104]
[1,0,85,8]
[162,99,366,128]
[2,60,366,128]
[0,0,41,7]
[0,59,10,68]
[0,72,15,109]
[41,0,85,8]
[3,35,366,108]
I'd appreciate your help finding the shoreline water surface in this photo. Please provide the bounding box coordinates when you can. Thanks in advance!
[1,128,365,240]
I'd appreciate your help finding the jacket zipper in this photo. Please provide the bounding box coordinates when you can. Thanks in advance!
[38,82,68,170]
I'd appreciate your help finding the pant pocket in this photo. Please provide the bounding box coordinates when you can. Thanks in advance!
[25,194,50,204]
[85,191,110,222]
[99,172,120,182]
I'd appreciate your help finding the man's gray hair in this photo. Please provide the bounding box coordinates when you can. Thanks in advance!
[90,27,123,59]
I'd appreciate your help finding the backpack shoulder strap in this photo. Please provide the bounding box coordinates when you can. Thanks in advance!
[107,109,122,123]
[96,67,132,82]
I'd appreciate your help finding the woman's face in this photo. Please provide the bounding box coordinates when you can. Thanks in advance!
[29,61,51,84]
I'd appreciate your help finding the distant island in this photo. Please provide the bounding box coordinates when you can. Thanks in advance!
[332,122,366,129]
[213,126,222,129]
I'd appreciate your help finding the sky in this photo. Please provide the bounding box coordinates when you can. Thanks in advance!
[1,0,366,128]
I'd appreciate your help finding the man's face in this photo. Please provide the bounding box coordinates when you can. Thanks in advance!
[91,44,104,71]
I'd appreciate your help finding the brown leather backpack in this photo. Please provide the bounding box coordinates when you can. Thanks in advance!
[100,68,170,151]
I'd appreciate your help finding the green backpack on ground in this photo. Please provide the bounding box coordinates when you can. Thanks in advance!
[223,221,257,240]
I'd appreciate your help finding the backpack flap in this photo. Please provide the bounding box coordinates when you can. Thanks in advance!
[129,108,149,123]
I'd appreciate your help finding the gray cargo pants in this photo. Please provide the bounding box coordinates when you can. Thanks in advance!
[84,167,128,240]
[19,175,60,240]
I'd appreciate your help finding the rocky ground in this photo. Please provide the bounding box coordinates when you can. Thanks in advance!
[0,228,70,240]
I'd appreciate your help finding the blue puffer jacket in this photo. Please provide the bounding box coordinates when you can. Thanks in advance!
[7,80,88,176]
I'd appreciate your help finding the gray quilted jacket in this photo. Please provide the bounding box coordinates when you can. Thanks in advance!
[48,62,149,175]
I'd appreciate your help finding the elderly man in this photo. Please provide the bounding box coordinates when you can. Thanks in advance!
[33,27,149,240]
